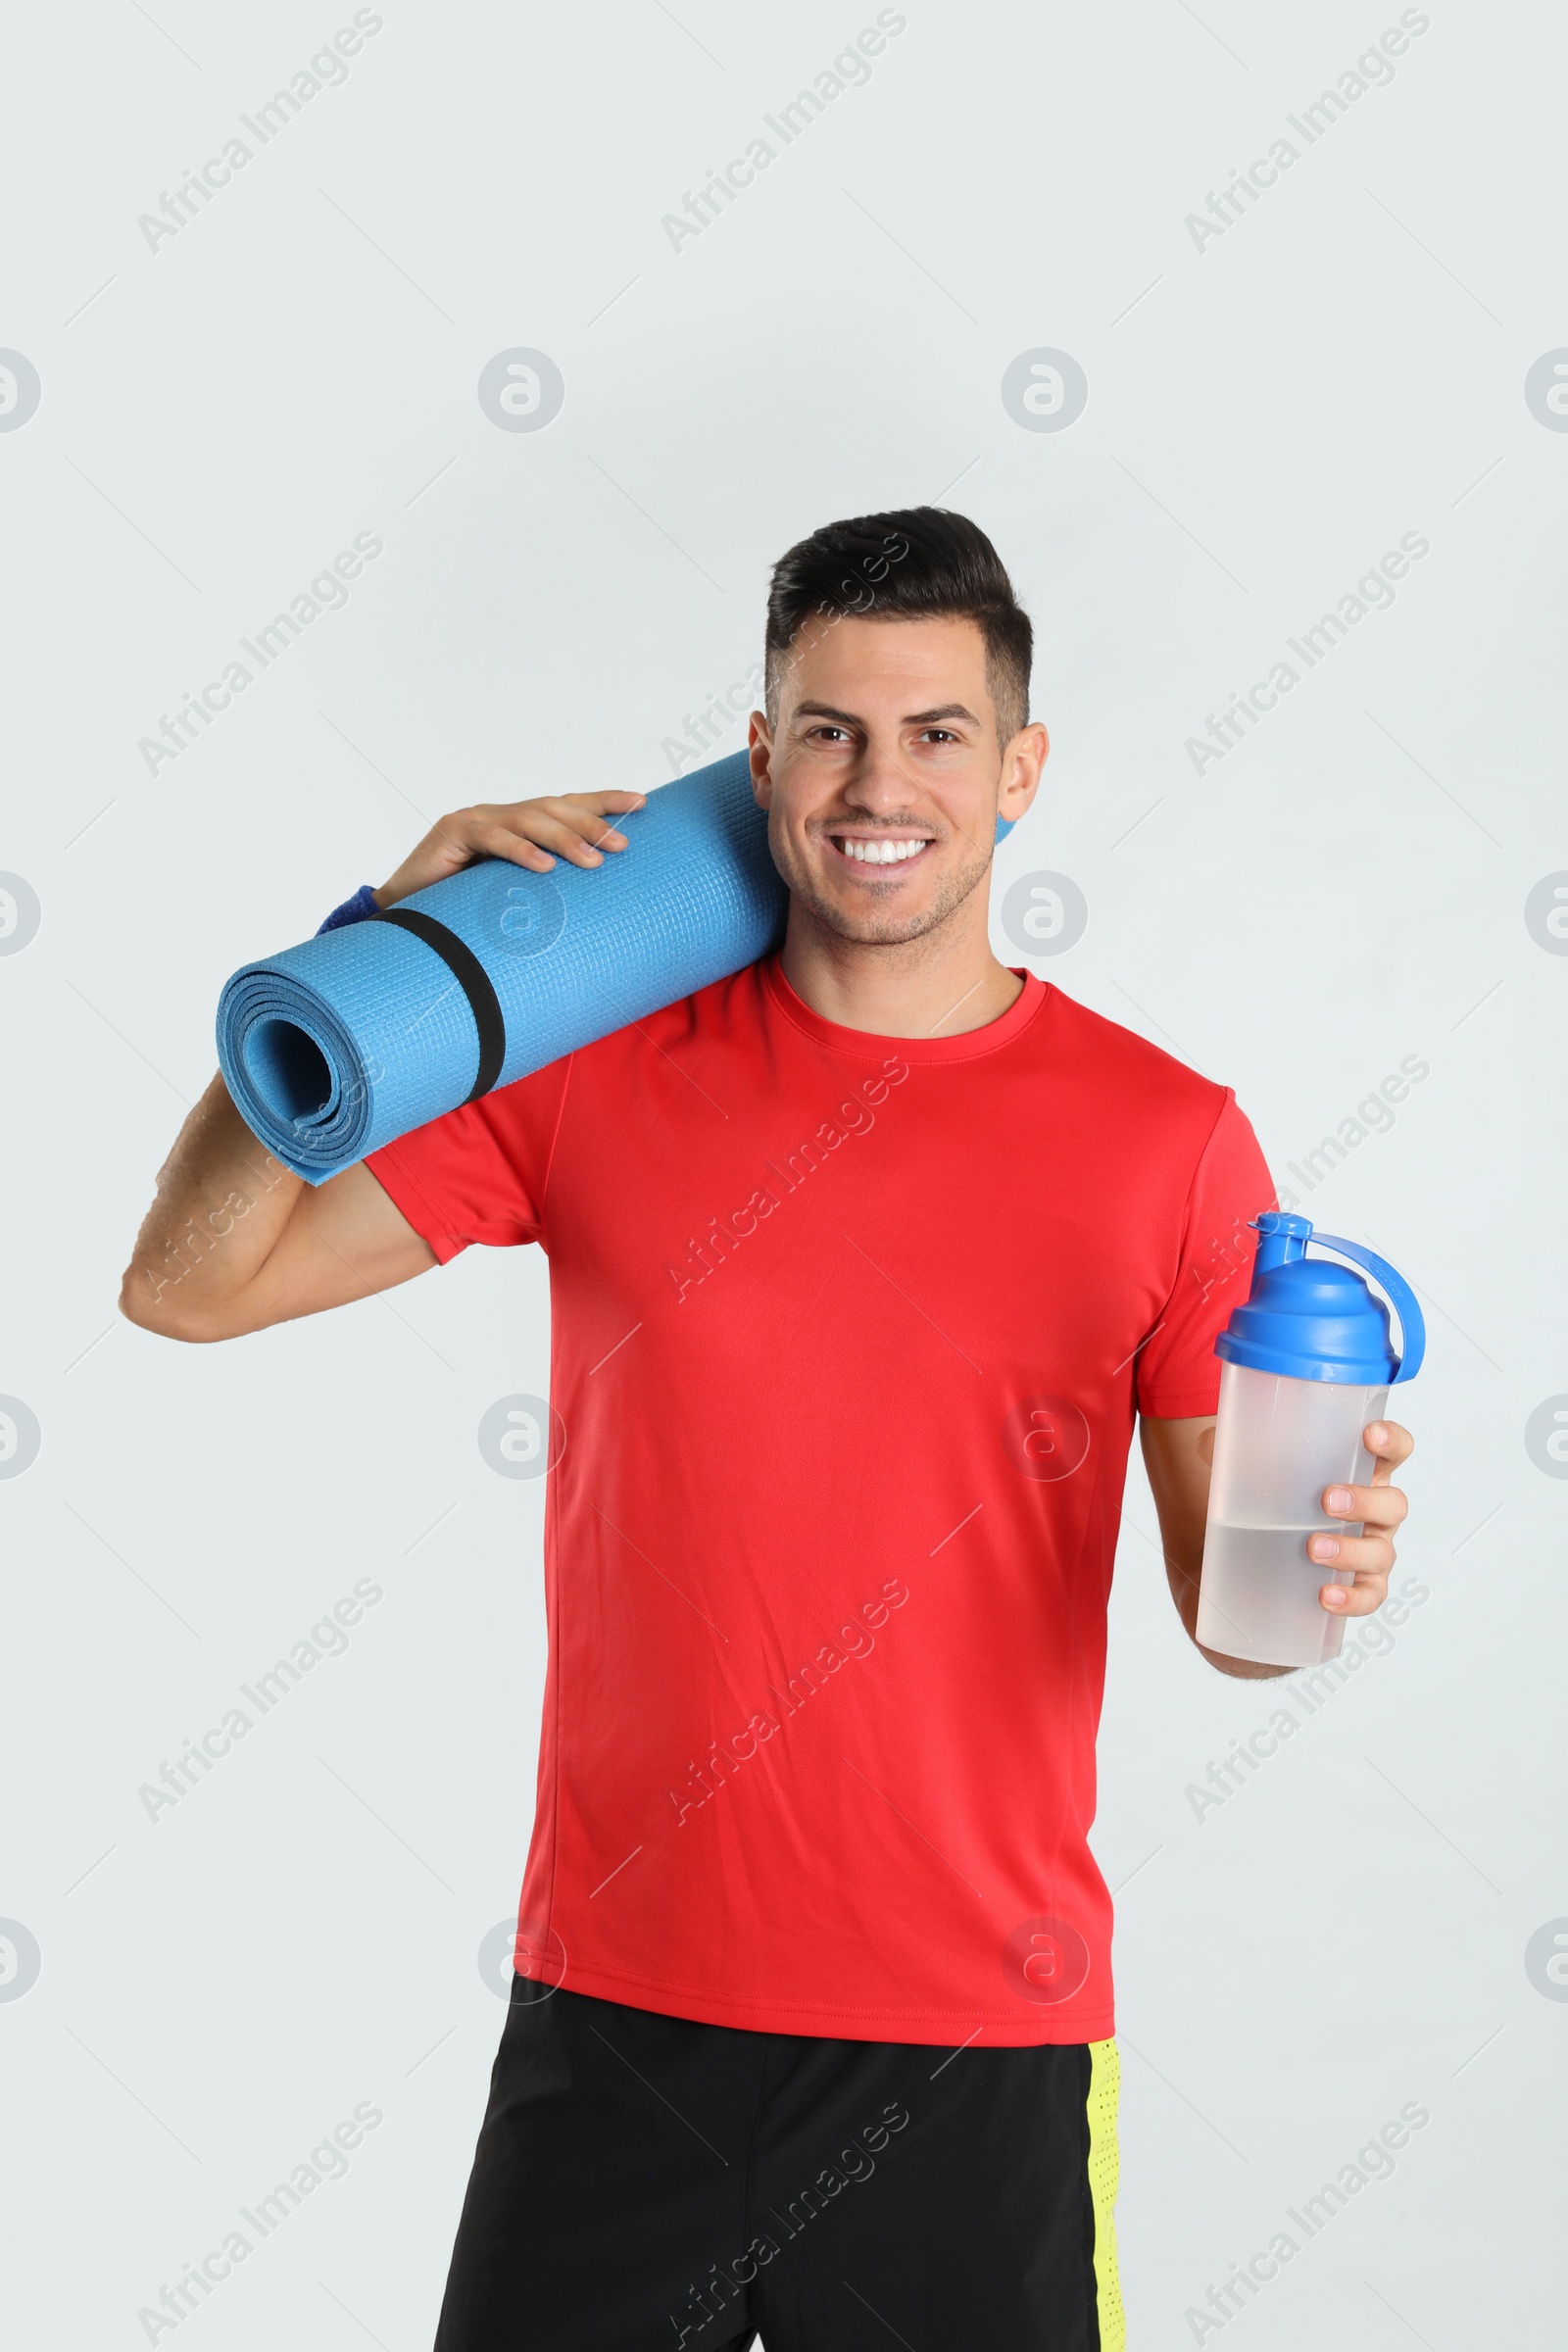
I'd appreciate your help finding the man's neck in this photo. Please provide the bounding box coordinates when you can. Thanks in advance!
[777,903,1024,1041]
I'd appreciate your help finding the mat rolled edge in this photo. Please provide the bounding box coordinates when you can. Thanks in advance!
[215,754,782,1184]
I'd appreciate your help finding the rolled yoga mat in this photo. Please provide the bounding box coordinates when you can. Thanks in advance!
[218,749,1017,1185]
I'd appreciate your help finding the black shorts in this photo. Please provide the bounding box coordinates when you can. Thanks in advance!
[434,1975,1124,2351]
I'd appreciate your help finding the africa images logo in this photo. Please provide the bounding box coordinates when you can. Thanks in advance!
[1002,1396,1090,1483]
[476,350,564,433]
[1524,352,1568,431]
[0,350,41,432]
[1001,1916,1091,2005]
[477,1396,565,1479]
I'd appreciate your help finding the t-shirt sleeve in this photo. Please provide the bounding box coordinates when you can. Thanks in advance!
[363,1054,574,1264]
[1134,1090,1277,1419]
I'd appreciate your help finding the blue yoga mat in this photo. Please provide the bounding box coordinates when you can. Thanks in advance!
[218,750,1015,1185]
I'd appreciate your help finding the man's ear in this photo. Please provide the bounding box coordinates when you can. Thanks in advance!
[999,720,1049,824]
[749,710,773,808]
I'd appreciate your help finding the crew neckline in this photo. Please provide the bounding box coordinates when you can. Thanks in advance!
[761,953,1052,1063]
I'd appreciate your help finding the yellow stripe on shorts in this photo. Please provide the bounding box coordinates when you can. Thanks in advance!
[1087,2037,1125,2351]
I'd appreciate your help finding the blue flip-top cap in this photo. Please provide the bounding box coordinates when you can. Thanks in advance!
[1215,1212,1426,1387]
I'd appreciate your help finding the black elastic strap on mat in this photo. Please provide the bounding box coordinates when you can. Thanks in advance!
[368,908,506,1103]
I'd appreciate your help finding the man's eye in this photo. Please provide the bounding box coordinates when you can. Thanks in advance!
[919,729,957,744]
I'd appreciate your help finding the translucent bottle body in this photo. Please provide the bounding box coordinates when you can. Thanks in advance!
[1196,1360,1388,1669]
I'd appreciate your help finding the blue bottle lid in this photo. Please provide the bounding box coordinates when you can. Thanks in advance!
[1215,1213,1426,1387]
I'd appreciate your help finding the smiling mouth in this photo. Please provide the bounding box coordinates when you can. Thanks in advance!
[825,833,934,869]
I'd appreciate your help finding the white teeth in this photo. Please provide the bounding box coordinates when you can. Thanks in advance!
[836,837,928,864]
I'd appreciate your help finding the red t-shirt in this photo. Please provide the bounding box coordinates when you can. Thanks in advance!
[367,956,1273,2046]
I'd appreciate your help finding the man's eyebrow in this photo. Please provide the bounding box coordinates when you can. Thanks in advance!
[792,701,862,725]
[790,701,982,727]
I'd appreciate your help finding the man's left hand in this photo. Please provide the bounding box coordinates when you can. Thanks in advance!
[1311,1419,1413,1617]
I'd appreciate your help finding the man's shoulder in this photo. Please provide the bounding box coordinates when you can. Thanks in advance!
[549,960,770,1102]
[588,957,769,1056]
[1029,981,1234,1113]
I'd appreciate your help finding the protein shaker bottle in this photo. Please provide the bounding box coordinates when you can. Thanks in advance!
[1195,1212,1425,1670]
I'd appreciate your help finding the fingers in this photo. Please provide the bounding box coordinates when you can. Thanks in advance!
[1288,1423,1415,1623]
[1309,1512,1394,1612]
[1309,1475,1405,1613]
[472,794,646,872]
[471,828,558,873]
[550,790,648,855]
[1310,1521,1393,1570]
[473,816,604,871]
[375,792,647,906]
[1310,1429,1413,1616]
[571,790,647,813]
[1364,1418,1414,1480]
[1319,1478,1408,1533]
[1317,1562,1389,1615]
[1309,1486,1396,1611]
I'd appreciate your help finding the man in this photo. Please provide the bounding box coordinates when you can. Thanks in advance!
[122,509,1412,2349]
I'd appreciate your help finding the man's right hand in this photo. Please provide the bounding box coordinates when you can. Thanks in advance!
[374,788,646,906]
[121,785,645,1343]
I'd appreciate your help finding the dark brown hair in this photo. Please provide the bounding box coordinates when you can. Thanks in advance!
[765,506,1033,742]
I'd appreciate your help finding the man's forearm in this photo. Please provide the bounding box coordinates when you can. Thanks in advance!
[1141,1413,1294,1679]
[121,1074,301,1335]
[1161,1541,1293,1680]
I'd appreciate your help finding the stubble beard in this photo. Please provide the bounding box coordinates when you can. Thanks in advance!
[773,818,995,949]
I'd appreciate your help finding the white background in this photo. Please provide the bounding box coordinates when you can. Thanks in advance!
[2,1,1564,2345]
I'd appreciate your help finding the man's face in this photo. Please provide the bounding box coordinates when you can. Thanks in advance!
[750,613,1046,947]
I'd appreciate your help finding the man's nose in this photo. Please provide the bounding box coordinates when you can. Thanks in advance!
[841,737,926,811]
